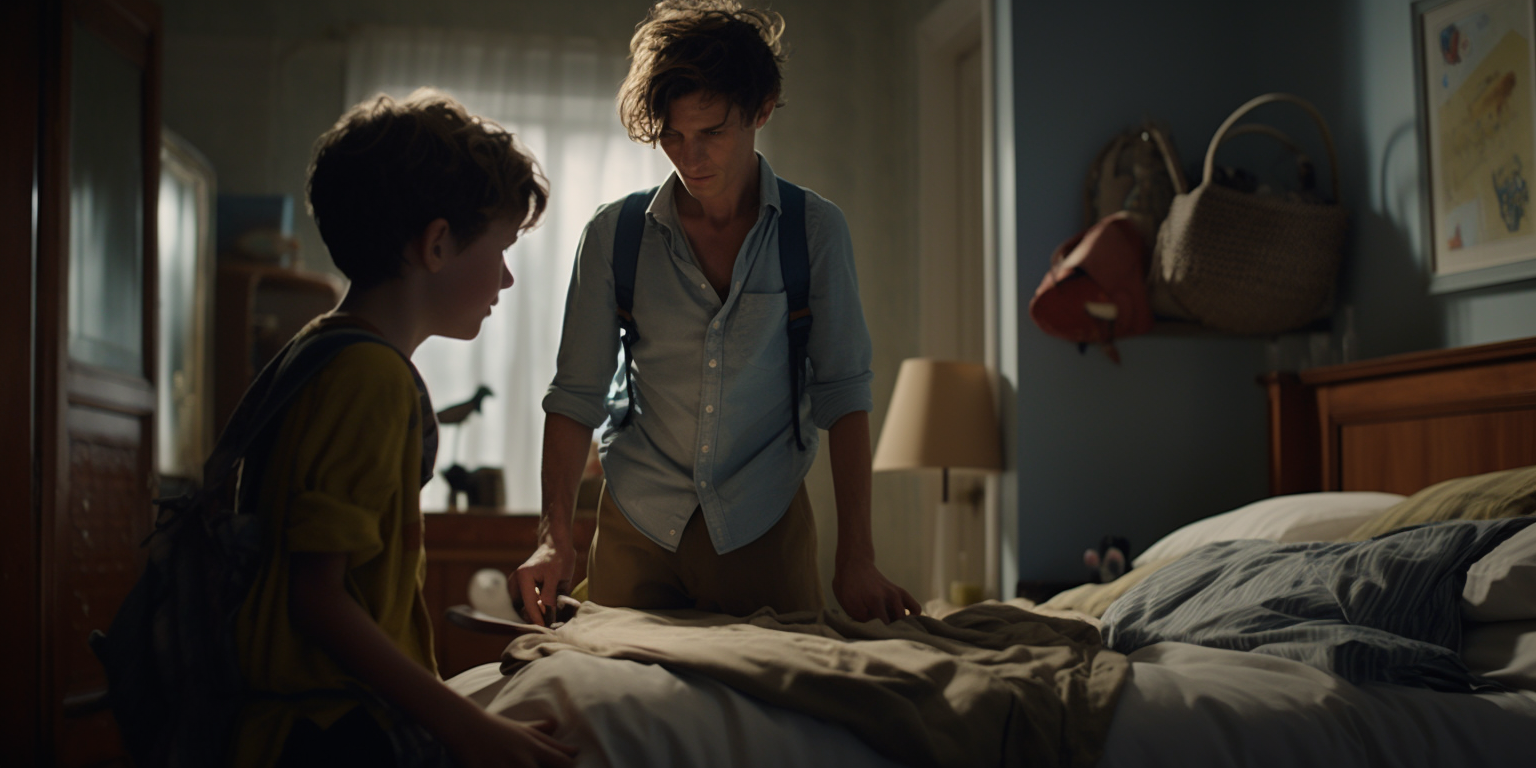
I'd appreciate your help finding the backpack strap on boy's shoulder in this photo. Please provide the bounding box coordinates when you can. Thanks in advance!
[199,330,381,489]
[776,178,812,450]
[611,187,656,427]
[161,326,414,525]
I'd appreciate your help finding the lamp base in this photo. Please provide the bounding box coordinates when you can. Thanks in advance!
[948,581,985,607]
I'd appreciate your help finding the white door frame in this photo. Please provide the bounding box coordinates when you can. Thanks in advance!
[916,0,1002,600]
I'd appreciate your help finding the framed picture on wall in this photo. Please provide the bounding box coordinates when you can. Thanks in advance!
[1414,0,1536,292]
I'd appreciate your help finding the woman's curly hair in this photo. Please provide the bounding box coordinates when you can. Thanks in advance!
[307,88,549,288]
[618,1,788,144]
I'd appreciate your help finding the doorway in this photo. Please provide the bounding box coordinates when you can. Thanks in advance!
[916,0,995,603]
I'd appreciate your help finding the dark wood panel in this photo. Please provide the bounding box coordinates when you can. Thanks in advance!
[1273,336,1536,496]
[66,363,156,413]
[1300,335,1536,386]
[35,0,72,758]
[1,0,43,763]
[73,0,153,68]
[37,2,161,764]
[1320,357,1536,424]
[1260,372,1319,496]
[213,263,341,435]
[1339,411,1536,495]
[59,407,152,698]
[56,710,126,768]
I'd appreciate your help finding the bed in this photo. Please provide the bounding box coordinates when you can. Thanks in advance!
[445,336,1536,768]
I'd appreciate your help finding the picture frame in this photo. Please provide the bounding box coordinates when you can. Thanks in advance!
[157,128,217,483]
[1414,0,1536,292]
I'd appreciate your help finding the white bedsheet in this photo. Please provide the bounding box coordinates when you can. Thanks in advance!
[447,641,1536,768]
[450,654,904,768]
[1099,642,1536,768]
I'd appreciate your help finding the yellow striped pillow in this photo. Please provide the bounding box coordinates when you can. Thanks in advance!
[1346,465,1536,541]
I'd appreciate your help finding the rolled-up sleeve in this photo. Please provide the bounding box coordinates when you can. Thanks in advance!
[802,195,873,430]
[543,206,623,430]
[285,344,415,567]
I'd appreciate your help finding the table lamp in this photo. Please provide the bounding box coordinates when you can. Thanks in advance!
[872,358,1003,605]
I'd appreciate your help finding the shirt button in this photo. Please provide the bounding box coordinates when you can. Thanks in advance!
[669,529,677,537]
[700,282,708,290]
[705,405,714,413]
[700,481,707,488]
[708,359,717,368]
[712,321,720,329]
[701,444,710,453]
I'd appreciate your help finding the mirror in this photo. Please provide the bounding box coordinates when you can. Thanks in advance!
[157,129,216,481]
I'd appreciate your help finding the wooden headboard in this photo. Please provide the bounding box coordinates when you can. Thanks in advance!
[1265,336,1536,497]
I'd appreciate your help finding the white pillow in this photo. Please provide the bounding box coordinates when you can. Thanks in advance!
[1463,522,1536,622]
[1462,620,1536,691]
[1132,492,1406,569]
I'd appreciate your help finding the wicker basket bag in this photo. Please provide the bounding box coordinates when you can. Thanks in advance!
[1150,93,1348,335]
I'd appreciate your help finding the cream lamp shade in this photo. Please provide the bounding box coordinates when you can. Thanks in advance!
[872,358,1003,498]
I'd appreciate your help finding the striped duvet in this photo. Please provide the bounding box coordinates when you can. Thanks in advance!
[1102,517,1536,691]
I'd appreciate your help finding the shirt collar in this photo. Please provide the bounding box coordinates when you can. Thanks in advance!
[647,152,781,232]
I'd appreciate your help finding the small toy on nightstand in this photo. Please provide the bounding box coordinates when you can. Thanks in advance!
[1083,534,1132,584]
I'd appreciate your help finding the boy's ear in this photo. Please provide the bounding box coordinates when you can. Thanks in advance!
[408,218,454,273]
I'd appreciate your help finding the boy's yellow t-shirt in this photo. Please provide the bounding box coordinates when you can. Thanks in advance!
[231,317,438,768]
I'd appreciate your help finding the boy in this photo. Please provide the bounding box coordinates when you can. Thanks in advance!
[231,89,574,768]
[516,1,921,626]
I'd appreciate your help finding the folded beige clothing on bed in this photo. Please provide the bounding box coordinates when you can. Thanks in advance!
[500,601,1127,768]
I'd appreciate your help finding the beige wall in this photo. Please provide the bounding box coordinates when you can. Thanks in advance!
[163,0,943,607]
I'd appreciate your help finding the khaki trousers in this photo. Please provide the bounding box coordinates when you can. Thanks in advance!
[587,481,825,616]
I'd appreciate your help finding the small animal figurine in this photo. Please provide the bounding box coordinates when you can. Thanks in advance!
[1083,535,1132,584]
[436,385,494,426]
[442,463,479,509]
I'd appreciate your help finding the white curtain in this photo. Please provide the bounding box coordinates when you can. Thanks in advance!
[346,27,672,512]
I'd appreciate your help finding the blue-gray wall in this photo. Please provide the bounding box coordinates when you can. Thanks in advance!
[1007,0,1536,582]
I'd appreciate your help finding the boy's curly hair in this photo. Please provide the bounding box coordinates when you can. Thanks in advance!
[307,88,549,288]
[618,0,787,145]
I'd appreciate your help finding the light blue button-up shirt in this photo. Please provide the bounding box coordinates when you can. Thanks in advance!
[543,155,873,554]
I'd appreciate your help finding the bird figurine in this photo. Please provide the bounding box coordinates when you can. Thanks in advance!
[436,385,494,425]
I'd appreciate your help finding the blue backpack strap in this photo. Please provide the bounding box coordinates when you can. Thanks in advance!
[776,178,811,451]
[611,187,656,427]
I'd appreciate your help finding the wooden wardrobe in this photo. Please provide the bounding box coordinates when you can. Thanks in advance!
[3,0,163,765]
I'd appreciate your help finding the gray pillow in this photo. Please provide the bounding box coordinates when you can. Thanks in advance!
[1102,517,1536,691]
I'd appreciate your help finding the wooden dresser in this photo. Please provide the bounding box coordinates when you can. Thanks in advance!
[423,508,597,678]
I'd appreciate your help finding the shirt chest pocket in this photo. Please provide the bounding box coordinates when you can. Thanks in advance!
[728,291,789,372]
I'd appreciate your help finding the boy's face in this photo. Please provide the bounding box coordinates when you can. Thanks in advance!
[429,217,520,340]
[658,91,770,206]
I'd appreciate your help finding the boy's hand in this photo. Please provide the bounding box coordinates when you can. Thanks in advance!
[448,714,577,768]
[514,542,576,626]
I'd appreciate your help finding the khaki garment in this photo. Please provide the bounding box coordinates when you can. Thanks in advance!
[502,602,1128,768]
[586,480,824,615]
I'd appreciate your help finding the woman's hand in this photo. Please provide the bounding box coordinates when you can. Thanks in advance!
[833,555,922,623]
[514,541,576,626]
